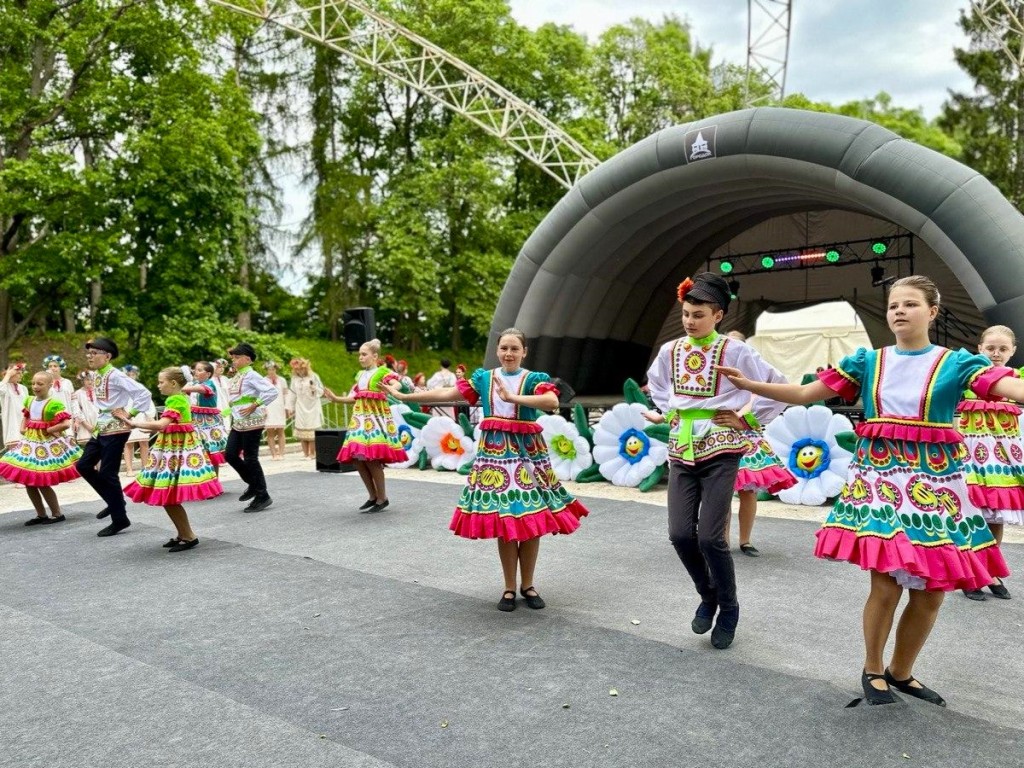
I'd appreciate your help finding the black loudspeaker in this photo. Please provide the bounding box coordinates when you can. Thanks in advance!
[343,307,376,352]
[550,377,575,406]
[315,429,356,473]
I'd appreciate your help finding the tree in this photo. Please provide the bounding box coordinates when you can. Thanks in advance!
[941,3,1024,208]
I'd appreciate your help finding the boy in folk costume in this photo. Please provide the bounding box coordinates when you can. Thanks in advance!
[224,343,279,512]
[645,273,787,649]
[75,337,155,537]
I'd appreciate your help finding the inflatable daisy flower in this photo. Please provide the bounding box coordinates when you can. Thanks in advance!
[592,403,668,487]
[537,414,594,481]
[765,405,853,506]
[387,404,425,469]
[421,414,476,471]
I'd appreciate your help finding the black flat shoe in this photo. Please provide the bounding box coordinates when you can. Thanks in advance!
[739,543,761,557]
[988,580,1012,600]
[50,515,66,523]
[243,495,272,513]
[97,521,130,537]
[962,588,986,602]
[95,508,110,520]
[884,668,946,707]
[162,538,181,548]
[691,600,717,635]
[238,487,256,502]
[711,606,739,649]
[358,498,376,511]
[519,586,546,609]
[24,516,54,526]
[168,538,199,552]
[367,499,389,514]
[497,590,516,612]
[861,670,897,705]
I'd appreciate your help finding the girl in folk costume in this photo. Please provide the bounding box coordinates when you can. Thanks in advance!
[0,370,82,525]
[323,339,407,514]
[1,363,29,448]
[721,330,797,558]
[955,325,1024,601]
[43,355,76,415]
[719,276,1019,707]
[72,371,99,444]
[263,361,291,460]
[125,368,222,552]
[644,274,788,650]
[386,328,589,612]
[289,358,324,459]
[212,358,232,432]
[182,361,227,476]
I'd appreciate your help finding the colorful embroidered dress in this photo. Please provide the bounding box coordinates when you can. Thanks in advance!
[452,368,588,541]
[124,394,223,505]
[190,380,227,466]
[0,397,81,486]
[735,421,797,494]
[816,345,1012,591]
[338,366,407,463]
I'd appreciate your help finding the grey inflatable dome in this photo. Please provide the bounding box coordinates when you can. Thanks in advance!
[488,107,1024,394]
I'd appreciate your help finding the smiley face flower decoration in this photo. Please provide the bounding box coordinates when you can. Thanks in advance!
[592,403,669,487]
[537,414,594,481]
[421,414,476,471]
[387,404,427,469]
[765,404,854,505]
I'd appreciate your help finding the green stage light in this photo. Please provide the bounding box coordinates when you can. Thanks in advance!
[720,261,734,274]
[871,241,888,255]
[825,249,840,262]
[761,255,775,269]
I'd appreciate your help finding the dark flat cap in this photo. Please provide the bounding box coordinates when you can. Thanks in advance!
[85,337,119,359]
[228,342,257,361]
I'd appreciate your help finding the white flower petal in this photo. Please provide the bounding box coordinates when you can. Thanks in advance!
[824,412,855,442]
[818,469,847,498]
[804,405,834,438]
[781,405,810,437]
[799,475,829,506]
[599,456,625,482]
[593,444,621,464]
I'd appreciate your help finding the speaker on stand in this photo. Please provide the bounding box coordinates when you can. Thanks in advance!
[342,307,376,352]
[314,429,356,473]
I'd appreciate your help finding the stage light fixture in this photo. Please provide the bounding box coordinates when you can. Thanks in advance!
[761,255,775,269]
[728,279,740,298]
[825,249,841,262]
[871,241,888,255]
[720,260,734,274]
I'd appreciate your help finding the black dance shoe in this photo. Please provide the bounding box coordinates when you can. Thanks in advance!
[988,580,1012,600]
[710,606,739,649]
[97,521,131,537]
[884,668,946,707]
[739,543,761,558]
[358,498,376,511]
[238,487,256,503]
[168,538,199,552]
[691,600,717,635]
[244,494,272,513]
[162,538,181,548]
[24,516,54,526]
[95,508,110,520]
[497,590,516,612]
[519,586,546,610]
[861,670,897,705]
[962,588,986,602]
[367,499,390,514]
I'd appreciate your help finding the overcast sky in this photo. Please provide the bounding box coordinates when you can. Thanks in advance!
[508,0,975,117]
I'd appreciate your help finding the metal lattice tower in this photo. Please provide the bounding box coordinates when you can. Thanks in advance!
[970,1,1024,75]
[207,0,600,189]
[744,0,793,107]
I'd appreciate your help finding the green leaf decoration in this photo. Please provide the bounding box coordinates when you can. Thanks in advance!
[835,431,858,453]
[638,463,666,492]
[417,451,430,470]
[643,423,670,442]
[572,403,594,444]
[457,461,472,475]
[404,411,431,429]
[458,412,474,436]
[574,463,606,483]
[623,378,648,405]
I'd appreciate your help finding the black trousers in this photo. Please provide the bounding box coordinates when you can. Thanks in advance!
[226,428,267,496]
[77,432,132,526]
[667,454,742,610]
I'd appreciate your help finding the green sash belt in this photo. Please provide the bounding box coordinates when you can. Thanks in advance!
[666,408,718,462]
[230,395,260,406]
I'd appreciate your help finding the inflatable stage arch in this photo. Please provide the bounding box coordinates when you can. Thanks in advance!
[488,107,1024,395]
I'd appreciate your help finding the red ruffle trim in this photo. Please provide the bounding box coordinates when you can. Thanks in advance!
[456,378,479,405]
[0,463,80,487]
[22,412,72,429]
[162,409,182,424]
[854,420,962,444]
[338,444,408,463]
[478,417,543,434]
[955,399,1021,415]
[735,466,797,494]
[535,382,560,397]
[449,499,589,541]
[123,478,224,505]
[191,406,221,415]
[817,368,859,402]
[813,527,1009,591]
[162,424,195,433]
[207,451,225,466]
[968,483,1024,511]
[971,365,1018,399]
[353,391,387,400]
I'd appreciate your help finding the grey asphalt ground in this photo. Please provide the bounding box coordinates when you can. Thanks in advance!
[1,467,1022,768]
